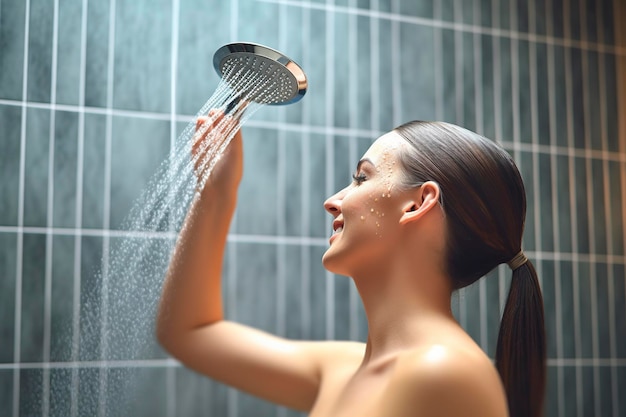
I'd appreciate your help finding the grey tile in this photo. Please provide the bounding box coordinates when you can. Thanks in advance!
[538,153,555,252]
[519,151,536,251]
[0,233,16,363]
[283,245,305,339]
[439,0,454,22]
[109,116,170,230]
[480,35,496,139]
[398,0,433,19]
[595,263,611,358]
[0,370,13,416]
[82,113,107,230]
[49,368,73,417]
[498,0,512,29]
[175,1,229,117]
[462,279,482,347]
[551,0,565,38]
[175,367,228,416]
[26,0,54,103]
[619,366,626,415]
[239,390,278,417]
[462,32,477,133]
[24,108,50,228]
[308,133,329,238]
[562,365,579,415]
[568,0,583,41]
[306,9,329,127]
[53,111,79,229]
[0,0,26,100]
[552,46,569,148]
[581,366,596,415]
[19,369,43,416]
[113,0,171,113]
[559,261,576,358]
[480,0,492,27]
[85,0,112,108]
[606,161,626,255]
[79,236,103,362]
[599,366,616,416]
[586,52,603,152]
[21,233,46,363]
[50,235,75,363]
[55,0,83,106]
[402,19,439,119]
[283,132,305,237]
[333,275,352,340]
[516,0,530,33]
[232,243,278,333]
[591,159,608,255]
[377,19,394,130]
[440,29,456,124]
[517,41,532,144]
[104,366,167,416]
[0,105,21,226]
[484,269,501,358]
[498,38,514,142]
[545,365,558,417]
[237,127,278,235]
[541,260,557,359]
[533,0,547,36]
[78,368,100,416]
[555,155,573,253]
[535,44,551,145]
[614,264,626,359]
[309,245,329,341]
[570,49,586,149]
[574,157,590,254]
[332,135,351,194]
[603,54,619,153]
[332,12,352,130]
[577,262,593,358]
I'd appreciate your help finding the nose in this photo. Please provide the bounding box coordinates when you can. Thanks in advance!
[324,188,346,216]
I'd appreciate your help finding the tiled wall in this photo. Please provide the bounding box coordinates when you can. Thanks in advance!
[1,0,624,416]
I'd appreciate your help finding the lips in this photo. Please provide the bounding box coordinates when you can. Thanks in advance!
[332,219,344,234]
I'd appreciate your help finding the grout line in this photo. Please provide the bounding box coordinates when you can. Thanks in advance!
[562,2,583,415]
[1,225,625,264]
[453,0,467,331]
[165,1,180,416]
[596,2,619,416]
[227,2,239,416]
[390,0,400,127]
[42,0,60,415]
[472,0,487,351]
[433,0,443,121]
[545,1,565,415]
[300,0,312,340]
[1,98,625,163]
[577,0,602,412]
[13,0,31,415]
[2,356,625,371]
[598,4,619,416]
[348,0,359,342]
[324,0,336,341]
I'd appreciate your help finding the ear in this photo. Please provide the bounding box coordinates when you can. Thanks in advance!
[399,181,441,225]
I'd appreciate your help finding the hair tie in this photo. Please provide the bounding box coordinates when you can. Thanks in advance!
[507,251,528,270]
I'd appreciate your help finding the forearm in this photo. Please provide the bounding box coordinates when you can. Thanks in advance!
[156,186,237,347]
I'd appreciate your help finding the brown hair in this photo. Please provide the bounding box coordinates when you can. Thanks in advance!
[394,121,546,417]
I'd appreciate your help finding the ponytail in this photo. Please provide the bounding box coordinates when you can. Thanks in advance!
[495,260,546,417]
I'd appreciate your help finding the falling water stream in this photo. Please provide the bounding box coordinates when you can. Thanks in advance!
[64,61,286,416]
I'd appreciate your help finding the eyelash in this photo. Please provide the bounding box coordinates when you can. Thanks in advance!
[352,173,367,185]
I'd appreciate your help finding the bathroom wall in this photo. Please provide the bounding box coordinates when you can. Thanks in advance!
[1,0,624,416]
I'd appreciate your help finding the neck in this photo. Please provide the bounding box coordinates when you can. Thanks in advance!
[351,261,457,365]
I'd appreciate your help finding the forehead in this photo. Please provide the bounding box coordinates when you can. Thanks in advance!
[362,131,407,163]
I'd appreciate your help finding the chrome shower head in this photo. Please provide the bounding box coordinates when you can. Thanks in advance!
[213,42,307,105]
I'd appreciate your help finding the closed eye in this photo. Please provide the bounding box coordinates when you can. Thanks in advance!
[352,173,367,185]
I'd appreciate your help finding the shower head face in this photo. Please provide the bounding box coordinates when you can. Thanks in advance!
[213,42,307,105]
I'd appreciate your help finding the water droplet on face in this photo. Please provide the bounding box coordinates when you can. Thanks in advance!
[360,215,365,221]
[370,208,374,213]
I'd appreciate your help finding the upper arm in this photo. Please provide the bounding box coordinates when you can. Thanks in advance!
[378,346,508,417]
[163,320,363,412]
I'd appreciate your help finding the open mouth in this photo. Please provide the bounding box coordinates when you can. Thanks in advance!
[332,219,344,234]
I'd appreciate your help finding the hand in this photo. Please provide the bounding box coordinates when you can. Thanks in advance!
[192,109,243,196]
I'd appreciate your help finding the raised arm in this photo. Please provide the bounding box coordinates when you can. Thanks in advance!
[156,112,322,411]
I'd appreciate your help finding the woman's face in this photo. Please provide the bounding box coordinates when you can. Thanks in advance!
[322,131,412,276]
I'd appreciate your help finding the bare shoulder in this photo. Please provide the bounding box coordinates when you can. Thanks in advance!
[381,344,508,417]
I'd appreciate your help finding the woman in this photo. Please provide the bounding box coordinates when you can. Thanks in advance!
[157,111,546,417]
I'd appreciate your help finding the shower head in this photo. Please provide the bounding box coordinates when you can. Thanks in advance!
[213,42,307,105]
